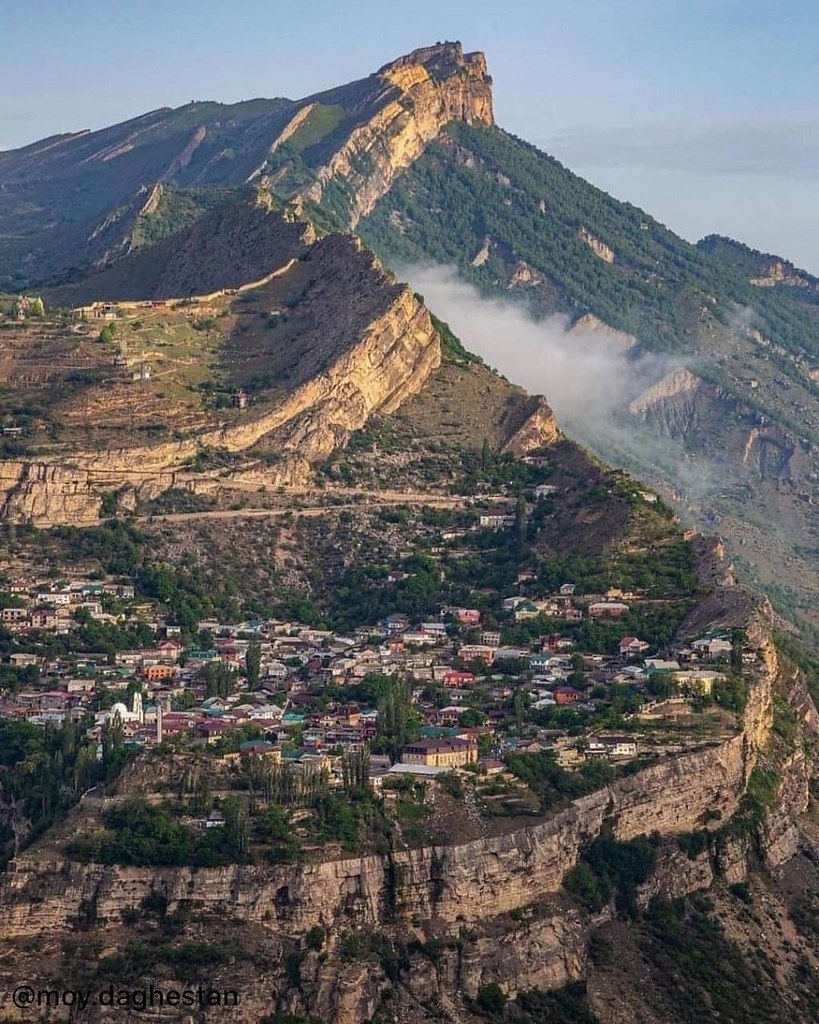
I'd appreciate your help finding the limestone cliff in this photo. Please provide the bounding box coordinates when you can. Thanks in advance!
[578,227,615,264]
[502,395,561,455]
[629,367,805,482]
[0,278,441,524]
[0,576,815,1023]
[750,259,818,290]
[0,662,800,1024]
[570,313,637,351]
[301,42,494,228]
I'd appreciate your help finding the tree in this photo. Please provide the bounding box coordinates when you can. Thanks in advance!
[515,493,528,550]
[513,687,529,730]
[101,712,124,762]
[477,983,507,1015]
[459,707,485,727]
[73,745,98,795]
[481,438,492,472]
[341,749,371,796]
[731,628,746,673]
[98,325,116,344]
[201,661,237,699]
[0,785,31,857]
[646,670,673,698]
[375,676,418,757]
[245,638,262,691]
[221,797,250,860]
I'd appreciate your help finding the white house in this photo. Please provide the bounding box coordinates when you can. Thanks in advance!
[587,736,638,759]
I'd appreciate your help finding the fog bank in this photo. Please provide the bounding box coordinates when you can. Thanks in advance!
[403,264,718,499]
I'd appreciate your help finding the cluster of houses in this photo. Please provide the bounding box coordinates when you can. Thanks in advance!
[0,564,760,792]
[0,578,135,634]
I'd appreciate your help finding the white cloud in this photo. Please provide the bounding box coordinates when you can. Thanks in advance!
[403,263,721,499]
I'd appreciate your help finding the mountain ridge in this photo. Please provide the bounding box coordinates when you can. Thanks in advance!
[3,42,818,628]
[0,41,491,289]
[1,41,819,1024]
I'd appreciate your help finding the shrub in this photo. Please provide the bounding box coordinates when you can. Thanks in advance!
[476,982,507,1015]
[564,830,659,917]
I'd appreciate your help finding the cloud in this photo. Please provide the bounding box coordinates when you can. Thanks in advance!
[405,264,664,430]
[403,263,721,500]
[537,119,819,182]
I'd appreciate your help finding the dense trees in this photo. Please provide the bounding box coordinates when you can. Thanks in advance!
[245,637,262,690]
[504,749,618,813]
[372,675,419,758]
[564,829,659,916]
[361,122,819,360]
[0,718,130,867]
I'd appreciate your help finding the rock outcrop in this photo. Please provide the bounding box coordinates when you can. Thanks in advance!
[750,260,818,290]
[502,395,561,455]
[302,42,494,227]
[570,313,637,351]
[0,277,441,524]
[0,569,815,1024]
[0,734,749,940]
[578,227,615,264]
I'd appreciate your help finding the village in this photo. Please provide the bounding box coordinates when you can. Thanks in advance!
[0,560,756,802]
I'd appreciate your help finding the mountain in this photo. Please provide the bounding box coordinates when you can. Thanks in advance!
[2,524,819,1024]
[2,42,819,1024]
[356,125,819,631]
[3,42,816,631]
[0,185,559,524]
[0,42,491,289]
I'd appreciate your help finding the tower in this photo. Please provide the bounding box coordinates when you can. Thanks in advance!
[156,703,163,745]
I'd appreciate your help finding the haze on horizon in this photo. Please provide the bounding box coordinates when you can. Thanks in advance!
[2,0,817,274]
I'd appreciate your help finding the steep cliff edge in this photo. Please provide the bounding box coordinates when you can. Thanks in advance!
[301,42,494,228]
[0,272,443,524]
[0,581,814,1024]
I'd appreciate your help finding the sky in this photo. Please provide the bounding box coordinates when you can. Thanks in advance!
[2,0,817,271]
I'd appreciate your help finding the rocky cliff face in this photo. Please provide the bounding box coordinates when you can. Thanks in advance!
[302,42,494,227]
[501,395,561,455]
[2,593,810,1024]
[0,735,749,941]
[0,274,442,524]
[750,260,818,290]
[629,367,805,481]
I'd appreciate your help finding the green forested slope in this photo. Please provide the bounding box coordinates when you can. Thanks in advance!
[359,123,819,358]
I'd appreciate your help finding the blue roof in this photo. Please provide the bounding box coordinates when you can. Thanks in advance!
[420,726,460,738]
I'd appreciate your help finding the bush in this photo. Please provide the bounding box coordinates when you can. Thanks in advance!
[476,982,507,1015]
[564,830,659,916]
[729,881,752,903]
[677,830,710,860]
